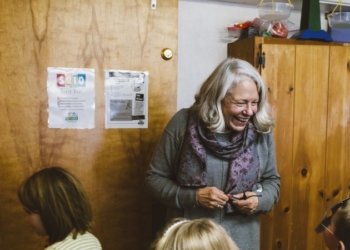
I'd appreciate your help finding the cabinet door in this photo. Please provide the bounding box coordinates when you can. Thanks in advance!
[326,47,350,207]
[259,43,295,250]
[232,41,348,250]
[292,45,330,250]
[260,44,331,250]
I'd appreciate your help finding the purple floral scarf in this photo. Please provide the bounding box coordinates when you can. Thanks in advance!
[176,112,260,213]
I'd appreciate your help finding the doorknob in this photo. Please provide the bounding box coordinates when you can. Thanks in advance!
[161,48,173,60]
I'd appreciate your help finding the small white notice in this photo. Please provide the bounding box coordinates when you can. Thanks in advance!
[104,70,148,129]
[47,67,95,129]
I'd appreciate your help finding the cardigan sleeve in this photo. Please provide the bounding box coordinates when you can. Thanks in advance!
[254,133,281,213]
[144,109,198,208]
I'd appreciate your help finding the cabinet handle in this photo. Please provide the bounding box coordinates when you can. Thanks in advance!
[348,62,350,69]
[256,52,266,69]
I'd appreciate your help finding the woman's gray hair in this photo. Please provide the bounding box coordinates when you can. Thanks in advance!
[190,57,274,133]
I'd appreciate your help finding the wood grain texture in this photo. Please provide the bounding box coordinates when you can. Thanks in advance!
[228,37,350,250]
[227,37,262,66]
[325,47,350,207]
[260,43,295,250]
[292,45,329,250]
[0,1,178,249]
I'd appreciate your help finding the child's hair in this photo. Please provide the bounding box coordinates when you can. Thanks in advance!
[333,199,350,249]
[151,218,239,250]
[18,166,93,245]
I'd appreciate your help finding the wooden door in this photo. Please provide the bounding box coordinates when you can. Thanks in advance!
[0,1,178,250]
[291,45,330,250]
[259,43,296,250]
[325,47,350,214]
[261,44,335,250]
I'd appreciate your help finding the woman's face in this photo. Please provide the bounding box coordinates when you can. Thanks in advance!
[25,210,47,236]
[221,78,259,132]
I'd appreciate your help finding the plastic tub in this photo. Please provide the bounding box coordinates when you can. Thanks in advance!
[328,12,350,28]
[258,2,293,21]
[327,12,350,42]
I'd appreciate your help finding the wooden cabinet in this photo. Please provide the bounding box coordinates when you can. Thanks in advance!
[228,37,350,250]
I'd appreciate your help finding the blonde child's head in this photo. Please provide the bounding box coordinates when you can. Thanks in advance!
[152,218,239,250]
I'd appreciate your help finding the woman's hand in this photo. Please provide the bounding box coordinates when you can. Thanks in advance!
[196,187,229,210]
[231,191,259,215]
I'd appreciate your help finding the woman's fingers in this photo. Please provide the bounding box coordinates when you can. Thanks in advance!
[196,187,228,209]
[232,193,259,214]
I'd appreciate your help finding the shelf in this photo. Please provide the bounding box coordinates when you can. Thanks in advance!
[211,0,350,12]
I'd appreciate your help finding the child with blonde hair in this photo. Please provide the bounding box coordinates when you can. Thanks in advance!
[151,218,239,250]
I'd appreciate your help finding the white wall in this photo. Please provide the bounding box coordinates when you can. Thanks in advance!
[177,0,328,110]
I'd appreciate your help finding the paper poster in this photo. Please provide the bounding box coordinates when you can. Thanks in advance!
[105,70,148,128]
[47,67,95,129]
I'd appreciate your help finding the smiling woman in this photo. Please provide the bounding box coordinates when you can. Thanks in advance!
[144,57,280,250]
[221,75,260,132]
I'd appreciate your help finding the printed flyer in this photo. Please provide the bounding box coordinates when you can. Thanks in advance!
[47,67,95,129]
[105,70,148,128]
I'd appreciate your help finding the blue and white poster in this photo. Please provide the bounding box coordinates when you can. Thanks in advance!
[47,67,95,129]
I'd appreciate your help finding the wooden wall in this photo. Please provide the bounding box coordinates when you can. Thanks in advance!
[0,1,178,249]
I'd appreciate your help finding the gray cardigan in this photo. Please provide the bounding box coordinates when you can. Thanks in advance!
[144,109,280,250]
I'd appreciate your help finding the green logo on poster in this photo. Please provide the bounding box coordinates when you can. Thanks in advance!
[65,112,78,121]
